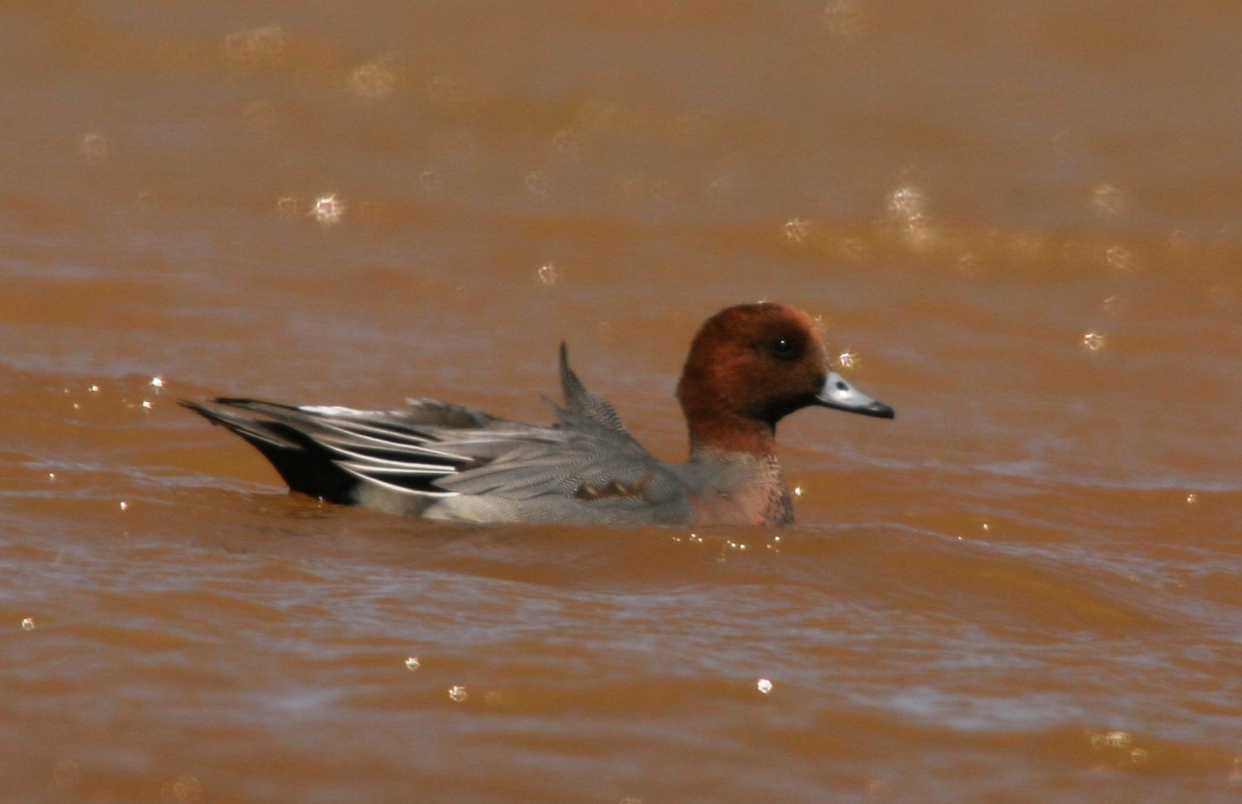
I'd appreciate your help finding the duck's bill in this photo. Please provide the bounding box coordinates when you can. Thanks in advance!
[816,370,895,419]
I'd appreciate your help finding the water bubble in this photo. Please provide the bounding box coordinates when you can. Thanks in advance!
[757,678,773,694]
[48,473,55,480]
[886,185,936,250]
[134,190,158,211]
[404,657,420,671]
[311,194,345,225]
[1105,245,1135,272]
[783,217,810,244]
[242,100,280,137]
[578,100,621,130]
[615,173,643,203]
[150,376,165,389]
[536,263,559,287]
[1105,730,1131,748]
[48,760,79,797]
[448,685,468,702]
[671,111,709,142]
[524,170,550,198]
[1186,493,1198,505]
[1081,331,1105,353]
[835,235,867,262]
[1052,128,1082,157]
[705,171,742,206]
[88,385,100,393]
[888,185,924,219]
[141,400,152,410]
[427,74,469,107]
[1090,183,1129,217]
[77,132,110,163]
[656,180,678,207]
[275,195,301,217]
[221,24,286,70]
[1208,285,1236,309]
[552,128,582,158]
[21,617,35,631]
[793,486,803,497]
[119,501,128,511]
[612,173,673,208]
[159,774,202,804]
[1005,231,1045,261]
[350,52,404,101]
[823,0,867,39]
[419,169,443,194]
[838,350,857,368]
[1168,229,1193,252]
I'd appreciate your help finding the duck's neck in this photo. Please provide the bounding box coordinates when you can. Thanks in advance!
[679,370,780,458]
[684,442,794,525]
[685,411,777,459]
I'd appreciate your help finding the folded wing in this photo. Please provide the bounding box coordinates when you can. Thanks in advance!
[181,347,682,519]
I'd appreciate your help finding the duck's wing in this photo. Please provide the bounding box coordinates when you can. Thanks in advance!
[427,345,669,503]
[182,344,681,518]
[180,398,492,503]
[557,343,635,439]
[182,391,681,513]
[432,404,673,504]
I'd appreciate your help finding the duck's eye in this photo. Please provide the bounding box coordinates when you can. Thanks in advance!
[771,337,796,357]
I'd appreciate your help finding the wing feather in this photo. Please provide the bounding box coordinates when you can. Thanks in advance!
[184,347,681,511]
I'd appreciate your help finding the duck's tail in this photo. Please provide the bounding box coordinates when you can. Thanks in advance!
[180,398,359,503]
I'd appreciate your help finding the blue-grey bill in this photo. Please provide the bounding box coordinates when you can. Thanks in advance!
[816,370,895,419]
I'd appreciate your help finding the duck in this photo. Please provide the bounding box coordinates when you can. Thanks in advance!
[181,302,894,525]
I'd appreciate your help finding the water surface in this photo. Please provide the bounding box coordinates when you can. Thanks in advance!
[2,3,1241,801]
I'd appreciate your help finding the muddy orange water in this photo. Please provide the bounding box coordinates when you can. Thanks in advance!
[2,3,1241,802]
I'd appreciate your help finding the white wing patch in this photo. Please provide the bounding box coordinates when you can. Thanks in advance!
[299,405,376,416]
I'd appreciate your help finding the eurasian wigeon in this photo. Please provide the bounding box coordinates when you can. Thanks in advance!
[182,302,894,525]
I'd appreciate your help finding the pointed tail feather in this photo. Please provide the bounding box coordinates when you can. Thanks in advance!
[180,398,358,503]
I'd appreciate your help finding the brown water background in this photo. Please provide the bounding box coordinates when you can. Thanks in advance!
[3,2,1242,801]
